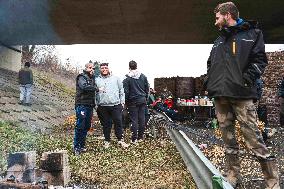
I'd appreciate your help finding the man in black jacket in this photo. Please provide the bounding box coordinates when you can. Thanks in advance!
[18,62,33,106]
[123,60,149,144]
[206,2,279,188]
[74,62,97,155]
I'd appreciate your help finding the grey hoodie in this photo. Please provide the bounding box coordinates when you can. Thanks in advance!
[127,70,141,79]
[95,74,125,106]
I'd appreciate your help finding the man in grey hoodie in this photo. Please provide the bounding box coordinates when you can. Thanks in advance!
[123,60,149,144]
[95,63,129,148]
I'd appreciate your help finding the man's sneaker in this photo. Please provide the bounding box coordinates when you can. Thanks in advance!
[74,149,81,156]
[118,140,129,148]
[131,140,138,145]
[80,147,87,153]
[18,100,24,105]
[96,136,105,140]
[104,141,110,149]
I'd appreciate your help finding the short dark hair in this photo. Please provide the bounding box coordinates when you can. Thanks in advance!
[24,62,30,67]
[214,2,239,20]
[100,63,109,67]
[129,60,137,70]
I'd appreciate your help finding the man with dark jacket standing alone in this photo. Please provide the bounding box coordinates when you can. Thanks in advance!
[18,62,33,106]
[205,2,279,188]
[123,60,149,144]
[74,62,97,155]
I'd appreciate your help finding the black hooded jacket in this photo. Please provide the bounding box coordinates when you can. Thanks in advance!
[123,72,149,106]
[205,20,268,99]
[18,67,33,85]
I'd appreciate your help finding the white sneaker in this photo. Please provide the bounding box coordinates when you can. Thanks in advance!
[131,140,138,145]
[97,136,105,140]
[104,141,110,149]
[118,140,129,148]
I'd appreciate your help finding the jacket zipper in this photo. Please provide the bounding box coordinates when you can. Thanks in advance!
[232,38,236,56]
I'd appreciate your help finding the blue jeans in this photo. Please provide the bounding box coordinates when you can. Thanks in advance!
[128,103,146,141]
[20,84,33,103]
[74,105,93,150]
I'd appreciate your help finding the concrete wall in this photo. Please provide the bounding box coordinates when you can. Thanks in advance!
[0,46,22,72]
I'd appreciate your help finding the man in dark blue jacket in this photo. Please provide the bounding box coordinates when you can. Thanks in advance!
[205,2,279,188]
[123,60,149,144]
[74,62,97,155]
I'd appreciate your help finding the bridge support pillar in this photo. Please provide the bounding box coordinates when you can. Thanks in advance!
[0,45,22,72]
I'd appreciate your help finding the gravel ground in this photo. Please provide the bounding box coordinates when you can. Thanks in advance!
[176,120,284,189]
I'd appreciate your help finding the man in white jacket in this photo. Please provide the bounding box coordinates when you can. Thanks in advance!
[95,63,129,148]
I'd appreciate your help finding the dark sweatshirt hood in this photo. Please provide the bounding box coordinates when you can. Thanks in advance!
[127,70,141,79]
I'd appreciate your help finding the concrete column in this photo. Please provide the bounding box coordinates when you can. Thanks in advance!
[0,45,22,72]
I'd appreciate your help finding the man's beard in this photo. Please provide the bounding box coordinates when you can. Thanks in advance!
[218,18,228,30]
[101,72,109,76]
[87,72,93,77]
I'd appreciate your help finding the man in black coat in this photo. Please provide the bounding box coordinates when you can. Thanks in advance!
[123,60,149,144]
[205,2,279,188]
[18,62,33,106]
[74,62,97,155]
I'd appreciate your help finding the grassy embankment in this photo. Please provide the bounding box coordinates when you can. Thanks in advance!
[0,70,196,188]
[0,120,196,188]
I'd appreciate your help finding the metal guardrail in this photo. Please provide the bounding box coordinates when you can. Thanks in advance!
[151,110,233,189]
[167,128,233,189]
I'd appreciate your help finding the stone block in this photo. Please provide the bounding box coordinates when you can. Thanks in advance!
[0,97,10,104]
[40,151,68,171]
[7,152,36,170]
[41,166,70,187]
[0,181,41,189]
[9,98,18,105]
[1,108,10,113]
[6,151,37,183]
[18,116,28,123]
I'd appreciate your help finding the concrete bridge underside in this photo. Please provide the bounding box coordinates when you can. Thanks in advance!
[0,0,284,72]
[0,0,284,45]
